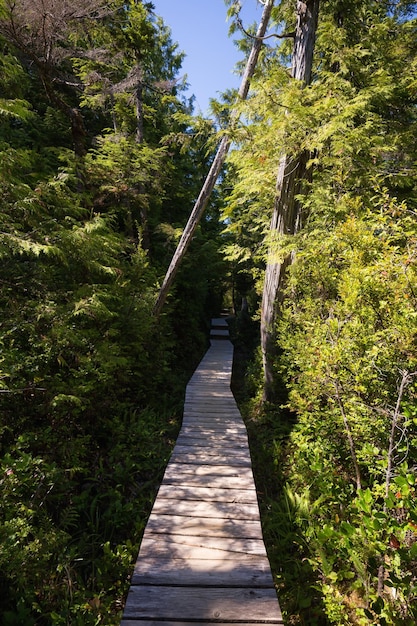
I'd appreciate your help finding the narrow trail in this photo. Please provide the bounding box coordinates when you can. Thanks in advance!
[121,318,283,625]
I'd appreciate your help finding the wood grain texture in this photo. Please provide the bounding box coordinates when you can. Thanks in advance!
[120,331,282,624]
[144,514,262,539]
[151,498,260,520]
[171,445,250,459]
[169,452,251,467]
[157,484,258,504]
[123,586,282,621]
[137,535,268,560]
[161,472,256,490]
[131,556,273,586]
[122,622,278,626]
[162,462,254,477]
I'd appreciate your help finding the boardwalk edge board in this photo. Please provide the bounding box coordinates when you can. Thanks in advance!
[121,319,283,624]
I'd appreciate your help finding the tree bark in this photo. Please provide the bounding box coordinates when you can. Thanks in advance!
[39,70,87,157]
[153,0,275,317]
[261,0,319,402]
[133,62,151,251]
[135,64,145,144]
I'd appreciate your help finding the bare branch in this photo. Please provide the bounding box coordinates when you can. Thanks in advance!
[235,15,295,41]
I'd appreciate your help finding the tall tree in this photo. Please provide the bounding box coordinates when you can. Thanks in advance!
[220,1,417,621]
[0,0,112,156]
[260,0,320,402]
[153,0,275,316]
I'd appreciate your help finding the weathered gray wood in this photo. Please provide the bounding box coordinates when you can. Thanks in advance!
[183,407,239,416]
[180,421,246,433]
[177,442,249,455]
[176,433,249,445]
[138,535,268,559]
[121,334,281,624]
[151,498,260,520]
[122,622,278,626]
[182,412,243,420]
[131,557,273,586]
[157,484,259,504]
[144,515,262,539]
[181,413,244,422]
[179,424,248,436]
[162,472,255,490]
[172,445,249,459]
[123,586,282,622]
[136,542,263,563]
[184,406,239,414]
[163,462,253,478]
[169,452,251,466]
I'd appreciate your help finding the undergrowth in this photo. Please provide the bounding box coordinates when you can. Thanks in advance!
[0,399,183,625]
[230,311,330,625]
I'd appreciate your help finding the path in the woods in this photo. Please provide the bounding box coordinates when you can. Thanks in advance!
[121,317,283,625]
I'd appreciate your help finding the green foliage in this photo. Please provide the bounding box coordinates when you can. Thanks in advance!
[222,1,417,624]
[0,2,229,623]
[0,403,180,625]
[275,187,417,622]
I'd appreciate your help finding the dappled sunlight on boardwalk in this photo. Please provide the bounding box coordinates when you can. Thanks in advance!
[121,318,283,625]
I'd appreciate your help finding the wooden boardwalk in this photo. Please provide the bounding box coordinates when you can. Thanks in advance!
[121,318,283,625]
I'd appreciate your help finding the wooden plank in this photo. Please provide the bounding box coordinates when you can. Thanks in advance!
[211,318,229,325]
[185,392,234,398]
[143,514,262,539]
[163,462,254,478]
[176,435,249,448]
[139,534,268,557]
[183,412,240,420]
[177,430,247,439]
[123,622,281,626]
[161,472,255,490]
[156,484,259,504]
[183,407,242,414]
[131,556,273,587]
[137,541,263,562]
[179,426,248,439]
[169,452,251,466]
[182,418,244,427]
[184,404,237,408]
[172,445,249,460]
[173,445,249,455]
[180,421,245,432]
[182,414,242,421]
[187,388,232,392]
[122,586,282,622]
[185,399,237,403]
[182,410,243,418]
[183,410,240,418]
[151,498,260,520]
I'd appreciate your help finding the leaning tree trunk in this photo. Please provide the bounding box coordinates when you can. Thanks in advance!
[261,0,320,402]
[153,0,275,317]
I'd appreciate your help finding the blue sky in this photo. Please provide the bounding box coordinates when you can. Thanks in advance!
[152,0,266,115]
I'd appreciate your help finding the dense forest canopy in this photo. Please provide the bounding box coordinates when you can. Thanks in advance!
[0,0,416,624]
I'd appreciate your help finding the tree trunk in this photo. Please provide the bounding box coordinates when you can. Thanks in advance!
[40,70,87,157]
[153,0,275,317]
[135,66,145,144]
[260,0,320,402]
[133,61,151,250]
